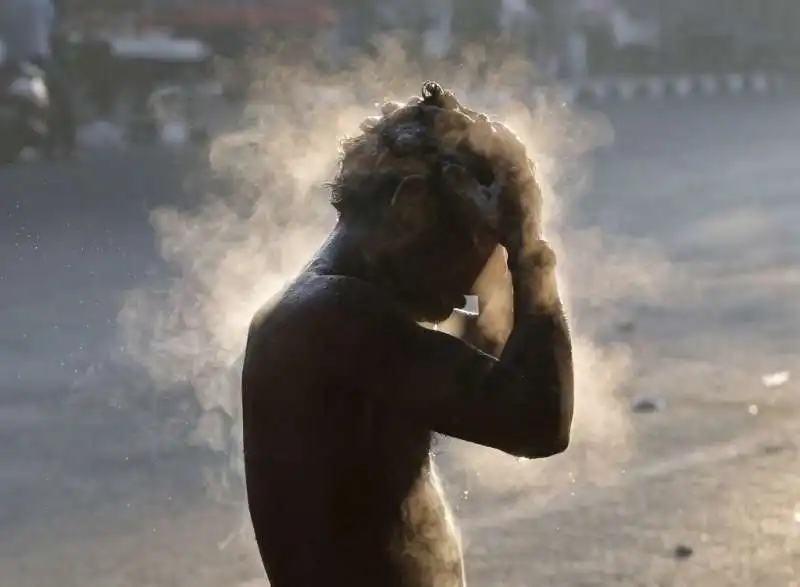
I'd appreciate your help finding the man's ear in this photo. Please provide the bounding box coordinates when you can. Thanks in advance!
[384,175,436,251]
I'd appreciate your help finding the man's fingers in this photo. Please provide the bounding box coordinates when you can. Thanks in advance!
[442,163,500,230]
[380,101,403,115]
[359,116,381,132]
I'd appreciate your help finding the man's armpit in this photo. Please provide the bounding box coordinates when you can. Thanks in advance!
[378,324,547,453]
[367,322,500,413]
[317,275,499,403]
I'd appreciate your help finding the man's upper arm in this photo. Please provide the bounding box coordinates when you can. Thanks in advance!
[333,277,565,457]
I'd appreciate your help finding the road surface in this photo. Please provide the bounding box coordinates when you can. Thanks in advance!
[0,92,799,586]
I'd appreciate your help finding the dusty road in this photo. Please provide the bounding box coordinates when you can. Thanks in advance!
[0,92,799,586]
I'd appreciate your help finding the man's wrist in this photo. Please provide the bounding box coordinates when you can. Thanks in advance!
[509,241,560,310]
[508,240,556,272]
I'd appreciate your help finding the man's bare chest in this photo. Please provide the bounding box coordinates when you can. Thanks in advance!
[390,458,466,587]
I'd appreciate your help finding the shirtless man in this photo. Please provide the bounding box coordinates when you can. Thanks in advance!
[241,82,574,587]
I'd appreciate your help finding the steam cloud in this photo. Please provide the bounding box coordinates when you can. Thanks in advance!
[115,40,673,539]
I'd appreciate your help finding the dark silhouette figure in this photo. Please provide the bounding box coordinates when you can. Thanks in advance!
[241,82,574,587]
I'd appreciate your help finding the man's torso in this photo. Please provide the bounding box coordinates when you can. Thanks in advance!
[242,272,465,587]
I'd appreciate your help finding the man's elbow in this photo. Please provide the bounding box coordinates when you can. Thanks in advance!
[538,429,571,456]
[513,427,570,459]
[512,401,573,459]
[525,356,574,458]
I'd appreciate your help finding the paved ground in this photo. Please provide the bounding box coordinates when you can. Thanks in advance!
[0,91,799,586]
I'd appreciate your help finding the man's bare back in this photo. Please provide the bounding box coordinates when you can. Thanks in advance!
[241,83,574,587]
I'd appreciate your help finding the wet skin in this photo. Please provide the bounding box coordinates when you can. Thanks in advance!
[242,208,573,587]
[242,83,573,587]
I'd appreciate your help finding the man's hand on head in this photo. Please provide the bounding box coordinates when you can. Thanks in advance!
[362,86,540,228]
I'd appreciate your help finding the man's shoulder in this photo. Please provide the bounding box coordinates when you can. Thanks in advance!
[242,273,416,391]
[247,273,410,343]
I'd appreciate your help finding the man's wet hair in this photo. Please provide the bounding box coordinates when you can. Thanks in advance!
[330,81,536,222]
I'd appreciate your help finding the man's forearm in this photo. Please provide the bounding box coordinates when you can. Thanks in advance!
[502,245,567,369]
[509,237,559,313]
[498,237,574,449]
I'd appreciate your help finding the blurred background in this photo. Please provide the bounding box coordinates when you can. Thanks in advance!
[4,0,800,138]
[52,0,800,75]
[1,1,800,586]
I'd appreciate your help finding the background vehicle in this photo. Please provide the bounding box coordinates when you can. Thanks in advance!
[138,0,338,97]
[0,40,54,164]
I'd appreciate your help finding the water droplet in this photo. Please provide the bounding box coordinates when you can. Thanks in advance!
[632,396,665,413]
[673,544,693,560]
[762,371,790,388]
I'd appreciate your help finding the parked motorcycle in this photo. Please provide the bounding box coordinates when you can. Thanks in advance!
[0,40,55,164]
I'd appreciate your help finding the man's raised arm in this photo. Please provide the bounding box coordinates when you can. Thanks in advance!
[339,242,573,458]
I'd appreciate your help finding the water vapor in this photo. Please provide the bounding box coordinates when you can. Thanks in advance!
[115,41,674,538]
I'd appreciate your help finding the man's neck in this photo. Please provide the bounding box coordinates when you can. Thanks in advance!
[309,223,374,280]
[308,223,435,322]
